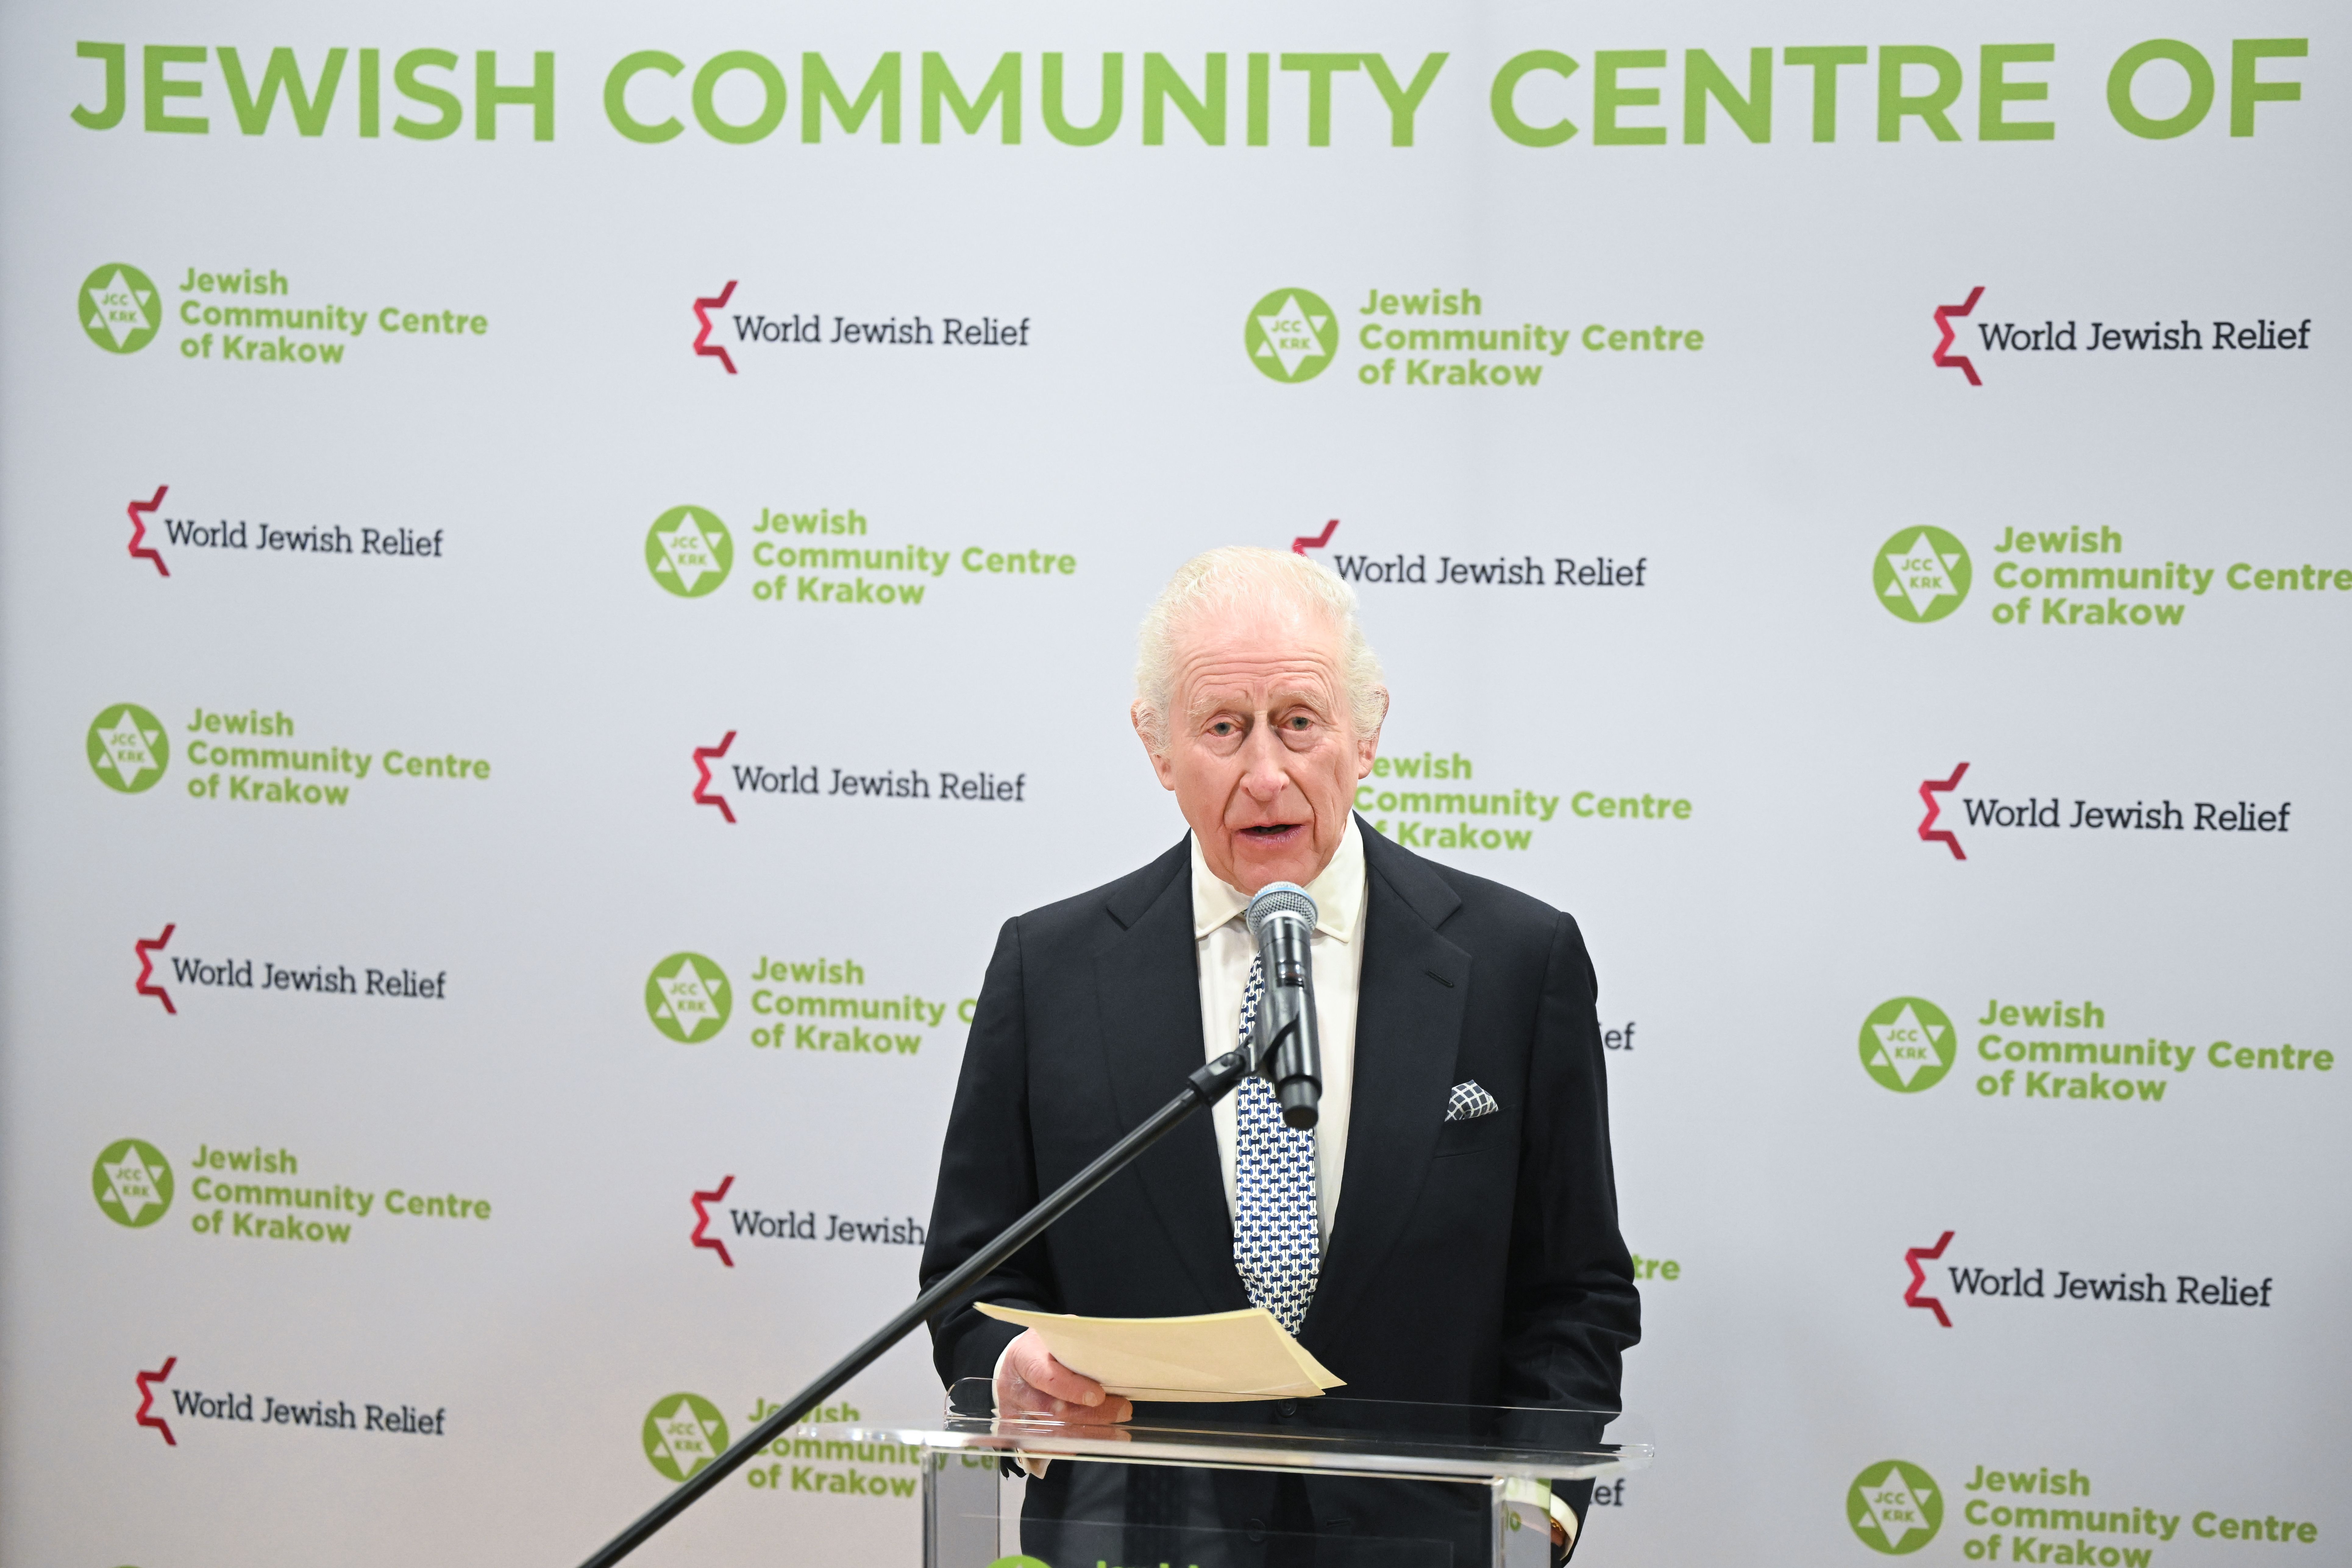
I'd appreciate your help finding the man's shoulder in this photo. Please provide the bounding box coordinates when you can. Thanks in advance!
[1361,817,1569,935]
[1009,835,1190,944]
[1363,824,1595,1004]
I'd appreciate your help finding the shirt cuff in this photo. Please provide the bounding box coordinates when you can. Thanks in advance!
[1547,1491,1579,1553]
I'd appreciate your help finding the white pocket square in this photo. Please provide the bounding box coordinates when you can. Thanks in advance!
[1444,1080,1500,1122]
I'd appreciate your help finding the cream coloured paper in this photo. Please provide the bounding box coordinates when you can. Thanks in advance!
[977,1303,1345,1402]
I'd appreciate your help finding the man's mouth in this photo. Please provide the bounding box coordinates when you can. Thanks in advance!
[1240,823,1304,841]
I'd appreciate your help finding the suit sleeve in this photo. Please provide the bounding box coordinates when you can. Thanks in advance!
[1502,912,1642,1554]
[920,915,1059,1387]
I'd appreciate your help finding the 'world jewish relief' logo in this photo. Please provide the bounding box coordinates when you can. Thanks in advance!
[1933,286,1984,386]
[647,506,735,597]
[643,1392,730,1480]
[87,703,170,792]
[1860,998,1956,1093]
[1246,288,1338,383]
[1846,1460,1943,1553]
[94,1138,175,1227]
[1874,528,1971,623]
[82,263,162,354]
[1904,1231,1954,1327]
[646,953,732,1043]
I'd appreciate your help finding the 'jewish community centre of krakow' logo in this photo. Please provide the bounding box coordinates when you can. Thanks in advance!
[1847,1460,1944,1553]
[1859,997,1957,1093]
[1246,288,1338,384]
[94,1138,175,1227]
[1874,528,1972,623]
[87,703,170,792]
[646,953,732,1043]
[643,1392,729,1481]
[81,262,162,354]
[646,506,734,598]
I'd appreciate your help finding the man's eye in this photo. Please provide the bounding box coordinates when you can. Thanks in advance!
[1209,721,1237,736]
[1286,716,1312,730]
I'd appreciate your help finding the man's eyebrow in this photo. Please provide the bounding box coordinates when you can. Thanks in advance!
[1262,681,1333,709]
[1185,684,1330,722]
[1185,694,1246,724]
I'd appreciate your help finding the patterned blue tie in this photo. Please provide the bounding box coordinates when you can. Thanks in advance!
[1232,954,1320,1335]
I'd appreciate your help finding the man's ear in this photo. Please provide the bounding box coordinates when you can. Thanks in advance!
[1132,702,1179,791]
[1355,688,1390,779]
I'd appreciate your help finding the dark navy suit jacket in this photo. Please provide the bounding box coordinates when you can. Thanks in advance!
[920,819,1640,1551]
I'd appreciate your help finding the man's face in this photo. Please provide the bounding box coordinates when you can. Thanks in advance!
[1135,597,1382,894]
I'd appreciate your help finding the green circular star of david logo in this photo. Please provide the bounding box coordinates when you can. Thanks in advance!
[643,1392,730,1481]
[1874,527,1971,622]
[646,953,731,1044]
[80,263,162,354]
[87,703,170,793]
[93,1138,175,1228]
[1847,1460,1942,1553]
[647,505,734,598]
[1245,288,1339,383]
[1860,997,1956,1094]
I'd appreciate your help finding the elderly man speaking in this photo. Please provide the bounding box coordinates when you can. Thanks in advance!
[921,546,1639,1564]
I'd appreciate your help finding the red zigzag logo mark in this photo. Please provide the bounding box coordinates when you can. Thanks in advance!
[693,732,737,823]
[1906,1231,1955,1327]
[692,1175,735,1267]
[129,485,170,576]
[693,281,738,374]
[137,1355,178,1445]
[1292,519,1340,556]
[1934,286,1985,386]
[137,923,177,1014]
[1919,763,1969,860]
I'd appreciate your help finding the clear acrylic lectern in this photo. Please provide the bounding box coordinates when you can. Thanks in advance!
[815,1379,1650,1568]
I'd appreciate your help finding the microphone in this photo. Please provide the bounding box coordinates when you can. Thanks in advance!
[1245,882,1322,1130]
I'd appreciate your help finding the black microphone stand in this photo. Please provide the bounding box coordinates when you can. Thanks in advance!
[575,1035,1286,1568]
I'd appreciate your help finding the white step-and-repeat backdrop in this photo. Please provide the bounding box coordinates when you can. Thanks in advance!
[3,4,2343,1565]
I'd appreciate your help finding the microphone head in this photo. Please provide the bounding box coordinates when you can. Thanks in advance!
[1245,882,1318,942]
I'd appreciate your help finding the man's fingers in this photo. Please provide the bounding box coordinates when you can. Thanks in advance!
[1026,1392,1136,1425]
[1004,1384,1123,1420]
[1031,1363,1108,1406]
[1011,1337,1110,1407]
[997,1334,1134,1424]
[1037,1391,1131,1423]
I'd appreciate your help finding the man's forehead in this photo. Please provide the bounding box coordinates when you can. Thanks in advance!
[1178,656,1340,711]
[1172,602,1340,662]
[1169,600,1346,703]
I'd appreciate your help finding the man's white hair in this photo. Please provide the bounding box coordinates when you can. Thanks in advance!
[1133,546,1386,751]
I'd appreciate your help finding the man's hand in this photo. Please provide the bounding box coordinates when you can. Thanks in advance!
[994,1329,1135,1424]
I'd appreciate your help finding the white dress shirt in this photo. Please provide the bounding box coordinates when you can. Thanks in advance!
[1190,818,1366,1242]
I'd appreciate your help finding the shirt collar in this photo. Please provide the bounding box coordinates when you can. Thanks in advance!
[1190,816,1366,943]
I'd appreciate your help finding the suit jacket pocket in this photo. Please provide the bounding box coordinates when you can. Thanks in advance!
[1431,1105,1516,1158]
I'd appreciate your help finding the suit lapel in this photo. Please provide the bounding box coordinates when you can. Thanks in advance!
[1094,839,1247,1312]
[1302,823,1468,1346]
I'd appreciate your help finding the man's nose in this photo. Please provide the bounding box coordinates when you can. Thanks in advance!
[1237,721,1290,799]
